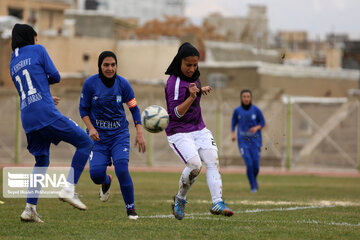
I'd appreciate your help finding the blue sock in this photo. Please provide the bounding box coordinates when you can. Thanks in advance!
[27,155,49,205]
[246,166,257,190]
[114,161,135,210]
[120,185,135,211]
[67,134,93,184]
[69,150,89,184]
[89,165,111,185]
[104,174,111,185]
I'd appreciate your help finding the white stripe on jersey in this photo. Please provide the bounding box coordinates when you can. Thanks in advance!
[15,48,19,57]
[174,77,180,100]
[174,106,183,118]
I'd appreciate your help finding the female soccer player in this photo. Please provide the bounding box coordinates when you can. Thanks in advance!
[231,89,265,193]
[79,51,146,220]
[10,24,94,223]
[164,42,233,220]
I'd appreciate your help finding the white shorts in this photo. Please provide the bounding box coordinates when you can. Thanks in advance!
[167,128,218,164]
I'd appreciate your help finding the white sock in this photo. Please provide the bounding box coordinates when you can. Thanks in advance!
[206,167,223,204]
[177,155,202,200]
[199,149,223,204]
[64,182,75,192]
[26,203,36,210]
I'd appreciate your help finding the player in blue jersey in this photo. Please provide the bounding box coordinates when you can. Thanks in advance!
[165,42,233,220]
[10,24,94,223]
[79,51,146,220]
[231,89,265,193]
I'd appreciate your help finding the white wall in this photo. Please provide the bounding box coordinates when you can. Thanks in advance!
[116,39,180,83]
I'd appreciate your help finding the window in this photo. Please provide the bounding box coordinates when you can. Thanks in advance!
[8,8,23,20]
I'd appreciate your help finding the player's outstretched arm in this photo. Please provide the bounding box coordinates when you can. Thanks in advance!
[176,83,199,116]
[82,116,100,141]
[231,131,236,142]
[134,124,146,153]
[249,125,262,134]
[201,86,212,95]
[52,96,60,105]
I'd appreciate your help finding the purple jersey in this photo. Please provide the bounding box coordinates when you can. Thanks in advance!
[165,75,205,136]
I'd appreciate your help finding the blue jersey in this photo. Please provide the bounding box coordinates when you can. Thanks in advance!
[231,105,265,148]
[79,74,138,142]
[10,44,62,134]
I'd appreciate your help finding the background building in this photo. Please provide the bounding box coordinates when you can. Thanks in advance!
[0,0,72,33]
[77,0,185,25]
[203,5,269,48]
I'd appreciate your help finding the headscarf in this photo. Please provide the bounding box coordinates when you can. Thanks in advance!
[98,51,117,88]
[165,42,200,82]
[241,89,252,110]
[11,23,37,51]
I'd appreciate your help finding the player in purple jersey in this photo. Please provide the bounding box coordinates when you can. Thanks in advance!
[10,24,93,223]
[80,51,146,220]
[164,42,233,220]
[231,89,265,193]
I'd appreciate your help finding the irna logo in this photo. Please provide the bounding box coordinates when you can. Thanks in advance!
[8,172,68,188]
[3,167,73,198]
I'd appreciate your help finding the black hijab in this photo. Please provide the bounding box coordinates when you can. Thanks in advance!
[98,51,117,88]
[11,23,37,51]
[165,42,200,82]
[241,89,252,110]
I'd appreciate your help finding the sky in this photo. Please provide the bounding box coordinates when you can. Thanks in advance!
[184,0,360,40]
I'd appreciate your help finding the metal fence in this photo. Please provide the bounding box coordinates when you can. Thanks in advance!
[0,87,359,171]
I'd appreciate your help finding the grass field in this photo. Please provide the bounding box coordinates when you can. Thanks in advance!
[1,169,360,239]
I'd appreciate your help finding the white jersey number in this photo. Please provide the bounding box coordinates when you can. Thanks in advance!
[15,69,37,100]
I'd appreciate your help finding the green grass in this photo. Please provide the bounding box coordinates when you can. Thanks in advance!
[1,170,360,239]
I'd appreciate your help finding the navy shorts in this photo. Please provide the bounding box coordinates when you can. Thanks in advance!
[26,115,89,157]
[89,133,130,168]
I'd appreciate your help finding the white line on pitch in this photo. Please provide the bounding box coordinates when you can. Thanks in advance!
[141,205,334,219]
[141,205,360,227]
[162,199,360,206]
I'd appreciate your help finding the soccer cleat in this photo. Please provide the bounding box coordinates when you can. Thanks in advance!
[127,209,139,220]
[172,196,186,220]
[20,207,44,223]
[58,188,87,210]
[100,174,113,202]
[210,201,234,217]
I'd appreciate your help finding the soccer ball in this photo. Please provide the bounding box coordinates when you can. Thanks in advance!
[141,105,169,133]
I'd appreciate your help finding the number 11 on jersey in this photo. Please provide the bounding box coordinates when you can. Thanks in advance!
[15,69,37,101]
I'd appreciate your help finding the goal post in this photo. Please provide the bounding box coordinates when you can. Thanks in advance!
[282,95,359,170]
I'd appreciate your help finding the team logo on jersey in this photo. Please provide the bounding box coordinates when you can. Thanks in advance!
[240,148,244,155]
[116,95,122,103]
[211,138,217,147]
[252,114,256,120]
[93,96,98,101]
[81,93,83,99]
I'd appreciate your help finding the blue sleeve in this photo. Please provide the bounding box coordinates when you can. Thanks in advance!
[79,78,92,118]
[121,77,135,103]
[39,45,60,84]
[129,105,142,126]
[231,108,238,132]
[121,77,141,126]
[257,107,265,128]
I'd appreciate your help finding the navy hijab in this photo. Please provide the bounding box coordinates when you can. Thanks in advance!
[165,42,200,82]
[98,51,117,88]
[11,24,37,51]
[241,89,252,110]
